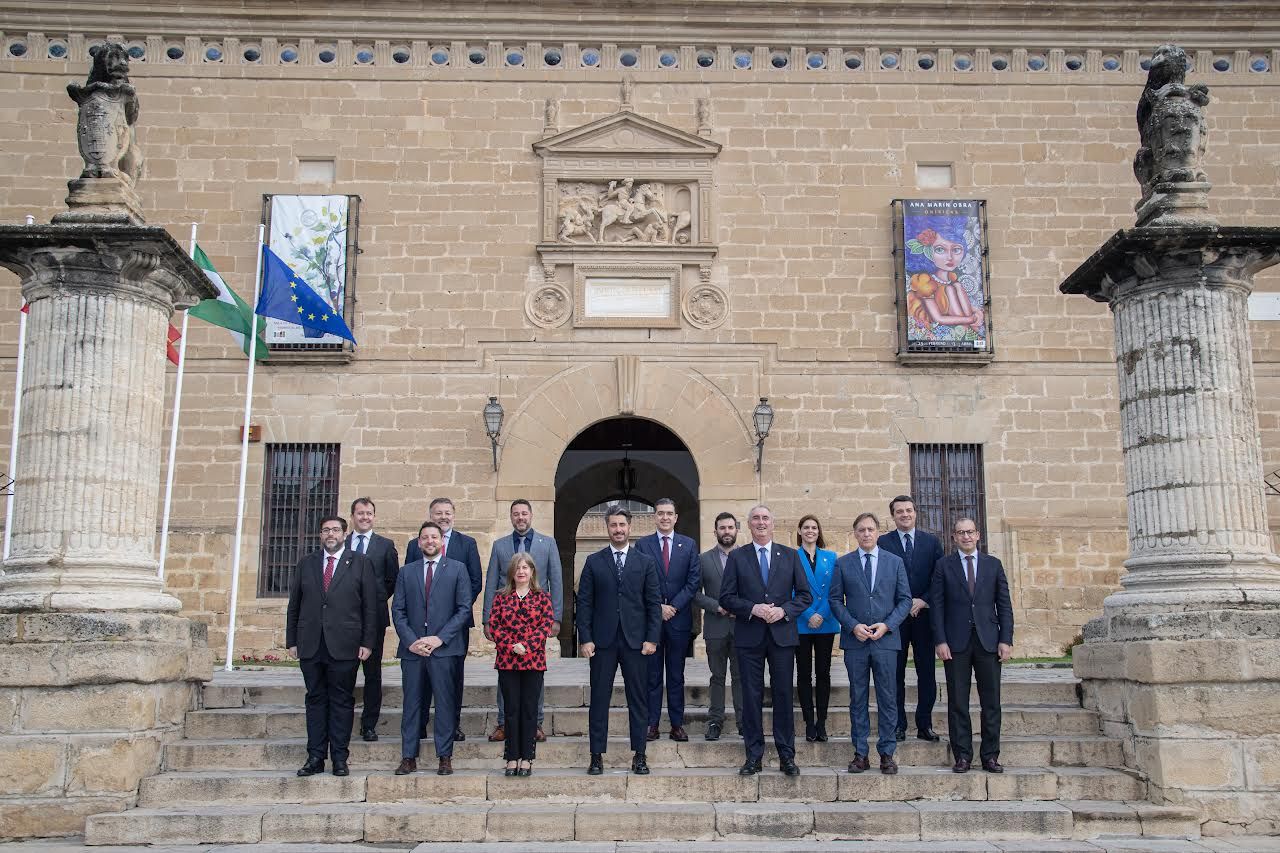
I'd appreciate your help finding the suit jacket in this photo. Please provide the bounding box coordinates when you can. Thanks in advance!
[285,549,380,660]
[407,528,483,629]
[719,541,813,649]
[829,549,912,652]
[797,547,840,635]
[575,546,662,650]
[391,555,473,658]
[346,530,400,629]
[482,527,564,625]
[695,548,734,641]
[929,551,1014,655]
[877,528,945,600]
[634,531,701,634]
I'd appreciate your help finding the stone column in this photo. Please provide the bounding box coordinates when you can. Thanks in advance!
[1061,44,1280,836]
[0,44,217,839]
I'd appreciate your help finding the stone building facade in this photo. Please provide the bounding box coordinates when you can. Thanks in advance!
[2,1,1279,659]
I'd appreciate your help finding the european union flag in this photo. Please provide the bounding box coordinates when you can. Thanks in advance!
[256,245,357,344]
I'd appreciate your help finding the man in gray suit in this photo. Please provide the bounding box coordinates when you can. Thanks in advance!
[482,498,564,742]
[696,511,743,741]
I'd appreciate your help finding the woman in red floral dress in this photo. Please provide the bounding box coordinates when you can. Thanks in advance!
[488,552,554,776]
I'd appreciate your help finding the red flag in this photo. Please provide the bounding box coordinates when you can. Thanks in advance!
[20,303,28,314]
[166,324,182,366]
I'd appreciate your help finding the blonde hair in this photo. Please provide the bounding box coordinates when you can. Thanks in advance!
[499,552,540,595]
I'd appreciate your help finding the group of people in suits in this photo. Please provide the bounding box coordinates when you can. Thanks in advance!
[285,491,1014,781]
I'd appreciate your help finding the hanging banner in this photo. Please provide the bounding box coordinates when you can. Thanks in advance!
[895,199,990,352]
[265,195,350,346]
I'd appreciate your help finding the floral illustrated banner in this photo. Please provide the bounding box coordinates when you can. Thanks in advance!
[897,199,989,351]
[265,195,350,346]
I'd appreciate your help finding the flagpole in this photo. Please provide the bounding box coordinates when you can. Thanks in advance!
[2,215,34,562]
[157,223,197,581]
[225,225,265,671]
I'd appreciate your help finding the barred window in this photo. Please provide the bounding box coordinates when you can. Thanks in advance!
[909,443,988,544]
[258,443,341,597]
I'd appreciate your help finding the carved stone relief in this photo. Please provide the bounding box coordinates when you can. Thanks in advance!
[525,282,571,328]
[682,282,729,329]
[558,179,694,245]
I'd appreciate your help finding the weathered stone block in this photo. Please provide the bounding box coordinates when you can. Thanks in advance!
[364,803,489,843]
[84,806,267,845]
[1132,802,1201,838]
[1052,737,1126,768]
[1125,639,1253,684]
[574,803,716,841]
[837,766,985,801]
[1064,800,1140,839]
[139,770,365,806]
[199,684,245,709]
[917,800,1072,840]
[757,767,839,801]
[261,804,367,842]
[365,771,488,802]
[1244,738,1280,789]
[0,736,66,795]
[811,801,920,840]
[625,769,757,802]
[714,802,813,838]
[485,804,575,841]
[1055,767,1146,801]
[1136,738,1244,790]
[67,734,162,795]
[986,768,1057,800]
[488,769,625,801]
[21,683,157,732]
[2,795,129,840]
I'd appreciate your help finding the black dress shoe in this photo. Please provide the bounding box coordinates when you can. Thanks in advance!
[847,754,869,773]
[362,727,378,742]
[296,758,324,777]
[587,753,604,775]
[779,758,800,777]
[804,721,818,742]
[815,721,828,742]
[894,727,907,742]
[917,729,941,742]
[953,757,972,773]
[738,758,762,776]
[454,728,466,742]
[437,756,453,775]
[332,761,349,777]
[669,725,689,742]
[645,725,660,742]
[705,722,722,741]
[631,752,650,775]
[981,757,1004,774]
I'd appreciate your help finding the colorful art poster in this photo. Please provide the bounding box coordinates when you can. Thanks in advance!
[900,199,987,350]
[265,195,349,346]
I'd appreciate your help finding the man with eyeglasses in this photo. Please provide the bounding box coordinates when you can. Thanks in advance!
[930,517,1014,775]
[286,515,381,778]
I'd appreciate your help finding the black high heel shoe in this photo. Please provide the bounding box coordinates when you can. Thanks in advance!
[517,760,533,777]
[815,720,828,742]
[805,721,818,742]
[503,762,517,777]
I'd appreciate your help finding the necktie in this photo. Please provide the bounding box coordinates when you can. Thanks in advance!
[661,536,671,574]
[441,534,448,559]
[965,555,976,597]
[903,533,913,564]
[357,534,367,554]
[863,552,873,590]
[614,550,624,582]
[424,559,435,604]
[517,534,526,553]
[323,555,335,592]
[758,547,770,585]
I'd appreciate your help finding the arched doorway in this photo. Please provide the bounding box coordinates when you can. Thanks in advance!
[553,417,699,655]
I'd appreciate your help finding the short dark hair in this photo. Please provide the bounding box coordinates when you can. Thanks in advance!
[654,497,676,511]
[418,520,443,537]
[429,497,455,511]
[604,505,632,523]
[319,515,347,532]
[796,514,827,549]
[350,497,375,514]
[714,511,738,528]
[510,498,532,513]
[853,511,880,530]
[953,516,979,534]
[888,495,915,514]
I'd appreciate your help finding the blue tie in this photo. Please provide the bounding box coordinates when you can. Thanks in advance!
[863,552,873,590]
[614,550,624,583]
[903,533,913,564]
[356,534,367,554]
[758,546,770,585]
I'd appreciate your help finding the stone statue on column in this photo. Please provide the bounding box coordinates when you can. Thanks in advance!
[1061,44,1280,836]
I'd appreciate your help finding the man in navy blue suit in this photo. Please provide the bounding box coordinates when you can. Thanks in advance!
[831,512,912,774]
[406,497,482,742]
[635,497,700,742]
[346,497,400,742]
[930,517,1014,774]
[576,505,662,776]
[877,495,946,743]
[391,521,473,776]
[720,504,812,777]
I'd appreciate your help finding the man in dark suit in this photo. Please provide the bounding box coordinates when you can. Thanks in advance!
[635,497,700,742]
[719,504,813,777]
[285,515,380,778]
[930,517,1014,774]
[406,497,482,743]
[481,498,563,743]
[347,497,400,742]
[391,520,473,776]
[575,505,661,776]
[831,512,912,774]
[696,512,743,741]
[877,494,946,743]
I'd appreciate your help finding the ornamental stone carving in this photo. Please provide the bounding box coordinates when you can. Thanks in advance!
[525,282,571,328]
[558,178,693,245]
[1133,44,1212,226]
[682,282,729,329]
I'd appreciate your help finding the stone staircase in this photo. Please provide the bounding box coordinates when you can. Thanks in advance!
[82,663,1202,848]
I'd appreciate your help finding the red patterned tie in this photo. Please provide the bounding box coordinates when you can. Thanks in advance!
[323,555,335,592]
[424,560,435,605]
[661,536,671,574]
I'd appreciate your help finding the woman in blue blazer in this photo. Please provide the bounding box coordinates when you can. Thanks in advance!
[795,514,840,742]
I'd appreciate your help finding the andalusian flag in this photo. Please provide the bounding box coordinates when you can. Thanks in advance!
[189,245,269,360]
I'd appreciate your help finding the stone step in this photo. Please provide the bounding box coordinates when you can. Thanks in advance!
[135,765,1145,808]
[163,734,1125,772]
[83,799,1198,846]
[202,678,1080,710]
[182,704,1100,741]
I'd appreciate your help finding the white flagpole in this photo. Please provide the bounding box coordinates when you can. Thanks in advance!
[2,215,34,561]
[158,223,197,581]
[224,224,265,671]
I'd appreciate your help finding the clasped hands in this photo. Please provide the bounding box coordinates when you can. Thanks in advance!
[579,640,657,658]
[852,623,888,642]
[409,636,443,657]
[288,645,371,660]
[751,603,786,623]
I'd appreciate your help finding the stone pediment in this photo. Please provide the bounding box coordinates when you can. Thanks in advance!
[534,112,721,158]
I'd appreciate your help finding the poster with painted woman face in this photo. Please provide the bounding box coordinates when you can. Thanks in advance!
[899,199,988,350]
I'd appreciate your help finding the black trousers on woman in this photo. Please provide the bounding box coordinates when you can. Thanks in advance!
[498,669,544,762]
[795,633,835,726]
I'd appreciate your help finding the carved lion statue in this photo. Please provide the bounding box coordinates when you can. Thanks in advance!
[1133,43,1209,197]
[68,42,143,184]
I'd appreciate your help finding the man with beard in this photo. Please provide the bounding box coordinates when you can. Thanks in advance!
[695,511,743,741]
